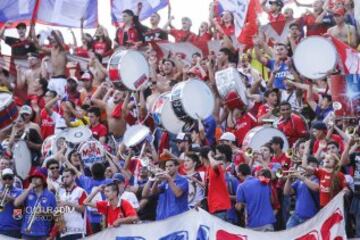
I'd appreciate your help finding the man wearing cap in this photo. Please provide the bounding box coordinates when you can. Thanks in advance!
[79,71,96,105]
[219,132,246,165]
[83,182,138,228]
[175,132,192,159]
[327,7,358,48]
[112,173,139,210]
[14,169,56,240]
[0,22,36,58]
[0,168,23,238]
[16,52,42,99]
[19,104,41,135]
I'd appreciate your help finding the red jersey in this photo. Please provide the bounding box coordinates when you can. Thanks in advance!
[277,114,307,146]
[229,112,257,146]
[116,25,142,47]
[207,165,231,213]
[268,13,286,23]
[169,29,197,43]
[314,168,347,207]
[194,32,212,55]
[91,123,108,139]
[40,108,55,139]
[96,199,137,227]
[256,103,271,119]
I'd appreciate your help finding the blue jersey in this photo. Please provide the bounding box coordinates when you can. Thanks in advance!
[0,186,22,231]
[236,176,276,228]
[156,174,189,220]
[21,189,56,237]
[292,176,319,219]
[266,59,289,90]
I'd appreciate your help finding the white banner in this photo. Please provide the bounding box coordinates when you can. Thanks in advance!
[82,191,347,240]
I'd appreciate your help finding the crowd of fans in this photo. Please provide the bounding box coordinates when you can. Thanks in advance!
[0,0,359,239]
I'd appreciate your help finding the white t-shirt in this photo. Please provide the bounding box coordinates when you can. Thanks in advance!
[120,191,139,209]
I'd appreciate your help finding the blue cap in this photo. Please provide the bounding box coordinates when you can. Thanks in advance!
[112,173,125,183]
[312,121,327,131]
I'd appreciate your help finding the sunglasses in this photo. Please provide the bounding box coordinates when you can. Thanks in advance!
[2,176,13,180]
[49,166,59,170]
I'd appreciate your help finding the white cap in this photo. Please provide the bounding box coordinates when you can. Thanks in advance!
[2,168,14,177]
[220,132,236,142]
[19,105,33,115]
[176,132,186,141]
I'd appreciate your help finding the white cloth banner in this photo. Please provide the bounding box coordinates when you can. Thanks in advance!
[82,191,347,240]
[355,0,360,25]
[218,0,250,38]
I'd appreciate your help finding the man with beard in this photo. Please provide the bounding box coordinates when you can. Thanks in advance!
[151,58,178,93]
[56,168,87,240]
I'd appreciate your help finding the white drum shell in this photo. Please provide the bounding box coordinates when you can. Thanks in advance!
[242,126,289,151]
[215,67,249,106]
[13,140,32,180]
[151,92,185,134]
[293,36,337,80]
[108,50,150,91]
[170,79,215,120]
[123,124,151,148]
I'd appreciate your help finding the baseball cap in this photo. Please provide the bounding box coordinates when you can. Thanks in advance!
[220,132,236,142]
[334,8,345,16]
[27,52,40,59]
[80,71,93,82]
[2,168,14,178]
[16,22,26,29]
[112,173,125,183]
[19,105,33,115]
[312,121,327,131]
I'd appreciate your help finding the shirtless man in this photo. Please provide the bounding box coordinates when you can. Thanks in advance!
[91,82,130,153]
[41,30,68,97]
[327,7,357,48]
[16,52,41,98]
[150,58,178,93]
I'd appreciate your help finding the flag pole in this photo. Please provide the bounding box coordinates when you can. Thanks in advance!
[30,0,41,25]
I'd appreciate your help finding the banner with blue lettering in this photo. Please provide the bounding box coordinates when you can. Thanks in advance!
[80,192,346,240]
[111,0,169,24]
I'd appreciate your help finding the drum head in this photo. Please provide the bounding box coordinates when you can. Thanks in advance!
[243,126,289,151]
[119,50,150,91]
[0,93,13,110]
[293,36,337,80]
[123,124,150,148]
[152,92,185,134]
[13,141,32,180]
[59,126,92,144]
[172,79,215,120]
[78,140,105,167]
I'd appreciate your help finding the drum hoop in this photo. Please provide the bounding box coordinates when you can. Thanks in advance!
[293,36,337,80]
[172,79,214,120]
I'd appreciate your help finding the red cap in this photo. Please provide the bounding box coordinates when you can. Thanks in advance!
[80,72,93,82]
[334,8,345,16]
